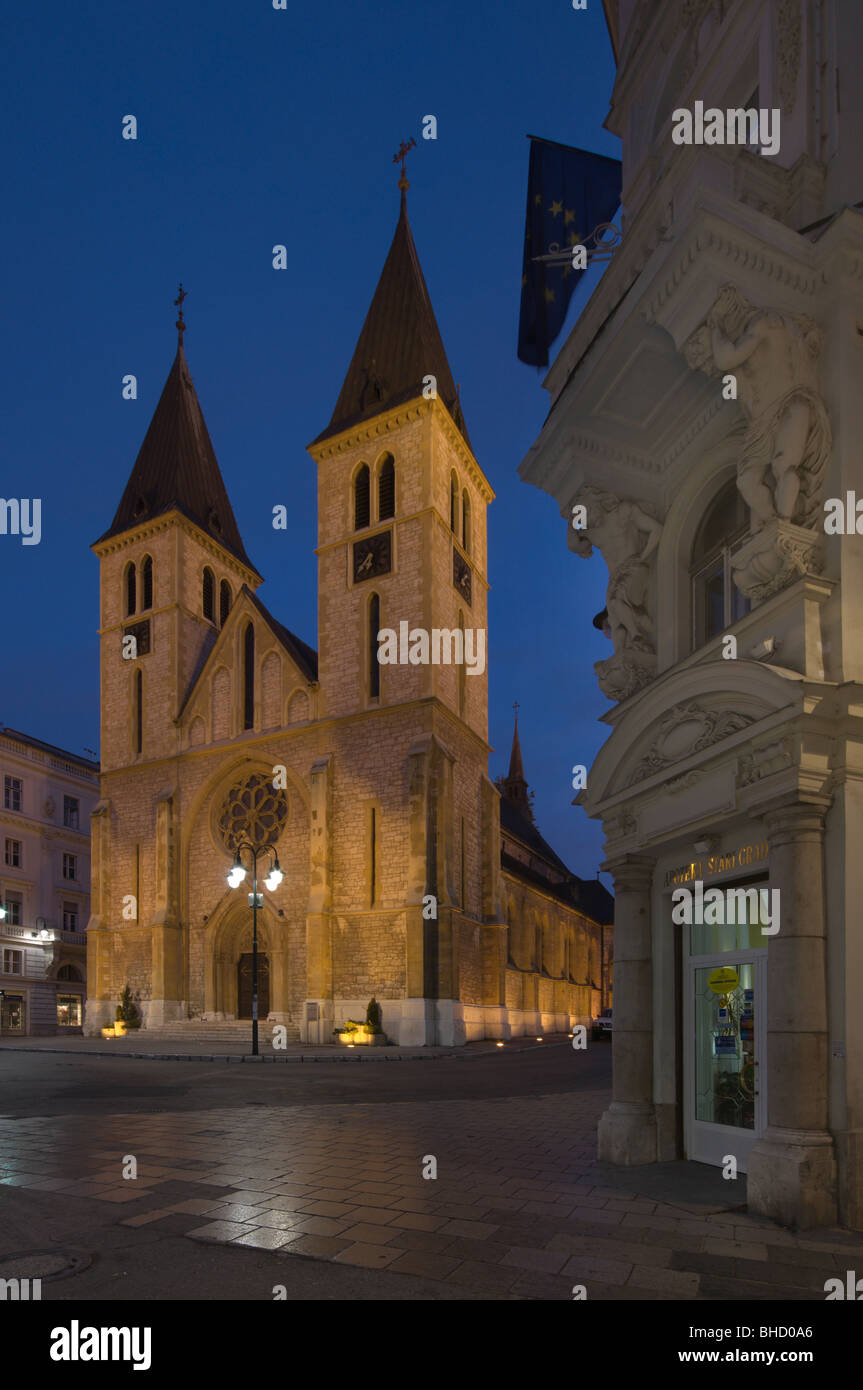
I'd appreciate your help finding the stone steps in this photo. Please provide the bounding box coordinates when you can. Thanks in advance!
[139,1021,301,1043]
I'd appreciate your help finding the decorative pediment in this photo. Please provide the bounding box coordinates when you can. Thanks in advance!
[630,702,753,784]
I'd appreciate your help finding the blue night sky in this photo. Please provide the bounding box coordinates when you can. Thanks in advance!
[2,0,618,880]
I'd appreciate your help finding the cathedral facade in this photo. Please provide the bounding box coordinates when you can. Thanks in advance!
[85,188,611,1046]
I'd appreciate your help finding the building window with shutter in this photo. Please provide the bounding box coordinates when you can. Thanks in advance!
[355,464,370,530]
[203,567,215,622]
[141,555,153,610]
[219,579,232,627]
[125,561,137,617]
[378,454,395,520]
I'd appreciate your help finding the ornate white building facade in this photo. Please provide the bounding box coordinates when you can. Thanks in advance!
[521,0,863,1230]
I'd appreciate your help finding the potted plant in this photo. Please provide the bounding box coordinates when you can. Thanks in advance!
[118,984,141,1031]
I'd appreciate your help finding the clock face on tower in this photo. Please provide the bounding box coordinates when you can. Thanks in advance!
[353,529,392,583]
[453,547,472,606]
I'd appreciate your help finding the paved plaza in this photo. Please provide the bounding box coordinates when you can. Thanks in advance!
[1,1040,861,1300]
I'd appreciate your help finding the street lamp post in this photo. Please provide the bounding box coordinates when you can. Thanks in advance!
[226,841,283,1056]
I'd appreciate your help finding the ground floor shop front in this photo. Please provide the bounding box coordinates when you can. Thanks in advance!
[597,800,857,1231]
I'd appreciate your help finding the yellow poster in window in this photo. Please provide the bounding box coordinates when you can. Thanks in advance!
[708,966,739,994]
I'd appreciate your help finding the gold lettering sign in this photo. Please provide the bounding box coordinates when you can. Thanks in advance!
[664,840,768,888]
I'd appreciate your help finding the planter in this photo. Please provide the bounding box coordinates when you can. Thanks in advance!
[338,1027,389,1046]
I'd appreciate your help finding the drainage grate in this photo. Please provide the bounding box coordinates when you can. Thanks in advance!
[0,1250,91,1282]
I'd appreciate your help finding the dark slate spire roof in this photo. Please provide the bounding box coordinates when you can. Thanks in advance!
[498,711,533,821]
[313,190,471,448]
[96,343,260,577]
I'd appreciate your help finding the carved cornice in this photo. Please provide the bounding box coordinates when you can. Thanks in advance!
[566,430,660,478]
[642,228,821,328]
[737,736,795,789]
[92,511,259,586]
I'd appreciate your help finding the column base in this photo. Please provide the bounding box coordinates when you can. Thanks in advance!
[83,1000,115,1037]
[141,999,187,1028]
[597,1101,658,1166]
[747,1126,838,1229]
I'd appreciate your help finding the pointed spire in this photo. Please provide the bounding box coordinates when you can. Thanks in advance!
[498,703,533,821]
[313,169,470,448]
[508,702,526,783]
[96,320,260,576]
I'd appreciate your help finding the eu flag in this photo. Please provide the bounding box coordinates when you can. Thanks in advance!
[517,136,622,367]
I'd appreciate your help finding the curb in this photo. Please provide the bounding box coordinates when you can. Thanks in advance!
[0,1040,571,1065]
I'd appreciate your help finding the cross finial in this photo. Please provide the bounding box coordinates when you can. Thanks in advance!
[393,137,416,192]
[174,282,187,346]
[513,700,520,718]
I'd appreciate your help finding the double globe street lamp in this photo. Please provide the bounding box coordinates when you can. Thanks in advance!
[226,841,283,1056]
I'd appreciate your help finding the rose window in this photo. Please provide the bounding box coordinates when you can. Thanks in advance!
[217,773,287,855]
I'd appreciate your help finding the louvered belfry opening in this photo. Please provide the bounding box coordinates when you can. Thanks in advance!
[378,454,395,520]
[355,464,370,530]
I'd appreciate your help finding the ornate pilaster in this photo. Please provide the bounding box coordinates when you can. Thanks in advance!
[597,854,657,1165]
[747,797,838,1229]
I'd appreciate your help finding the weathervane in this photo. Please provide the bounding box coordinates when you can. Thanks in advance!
[393,137,416,191]
[174,282,187,345]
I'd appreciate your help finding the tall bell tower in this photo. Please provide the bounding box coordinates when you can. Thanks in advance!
[307,158,494,742]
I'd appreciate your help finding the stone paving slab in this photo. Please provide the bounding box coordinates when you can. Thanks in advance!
[2,1088,860,1300]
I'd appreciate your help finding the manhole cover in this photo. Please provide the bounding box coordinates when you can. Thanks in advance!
[0,1250,90,1281]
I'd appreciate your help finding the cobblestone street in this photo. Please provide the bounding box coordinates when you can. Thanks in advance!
[2,1040,861,1300]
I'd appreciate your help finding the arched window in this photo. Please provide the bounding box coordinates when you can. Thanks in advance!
[135,669,143,755]
[691,480,750,649]
[203,567,215,622]
[243,622,255,729]
[369,593,380,699]
[462,490,471,553]
[355,465,370,530]
[125,562,136,617]
[141,555,153,610]
[450,471,459,532]
[378,454,395,520]
[57,964,82,982]
[219,579,232,628]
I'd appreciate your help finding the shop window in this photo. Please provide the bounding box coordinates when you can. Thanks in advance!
[691,480,750,649]
[57,994,82,1027]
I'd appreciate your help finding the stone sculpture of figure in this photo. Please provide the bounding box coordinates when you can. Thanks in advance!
[684,285,830,530]
[570,486,662,654]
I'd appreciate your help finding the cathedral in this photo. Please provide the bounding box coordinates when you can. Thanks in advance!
[84,178,612,1046]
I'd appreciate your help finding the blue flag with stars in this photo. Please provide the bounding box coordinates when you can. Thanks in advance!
[517,136,622,367]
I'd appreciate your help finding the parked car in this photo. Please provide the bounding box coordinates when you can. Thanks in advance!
[592,1008,612,1040]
